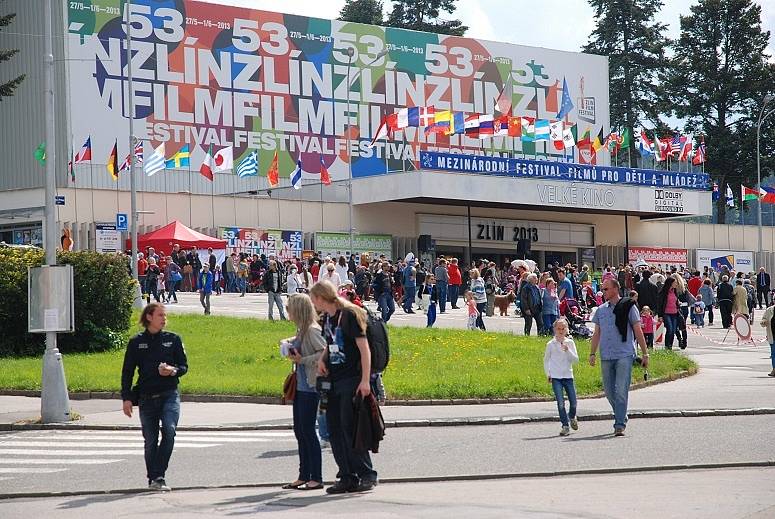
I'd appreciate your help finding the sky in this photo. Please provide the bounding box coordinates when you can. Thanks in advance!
[221,0,775,59]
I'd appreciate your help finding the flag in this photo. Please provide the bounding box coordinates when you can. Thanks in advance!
[692,139,706,165]
[712,182,719,202]
[424,110,451,134]
[165,145,190,168]
[620,128,630,150]
[670,133,682,156]
[34,142,46,166]
[107,139,119,181]
[556,77,574,119]
[592,128,605,152]
[742,185,760,202]
[495,72,513,115]
[534,119,550,141]
[74,136,92,163]
[653,133,667,161]
[68,149,75,183]
[144,143,166,176]
[493,115,510,136]
[236,150,258,178]
[638,130,653,158]
[464,113,482,137]
[319,157,332,185]
[726,184,735,207]
[508,116,521,137]
[478,114,494,138]
[549,121,564,142]
[577,128,591,150]
[267,150,279,187]
[119,140,143,172]
[395,107,435,128]
[368,118,390,147]
[214,146,233,171]
[520,117,535,142]
[446,112,466,135]
[200,143,215,181]
[760,186,775,204]
[290,159,303,190]
[678,134,693,162]
[561,126,575,148]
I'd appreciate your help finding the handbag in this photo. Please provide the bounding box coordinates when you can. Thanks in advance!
[171,271,183,283]
[183,264,193,274]
[281,370,297,404]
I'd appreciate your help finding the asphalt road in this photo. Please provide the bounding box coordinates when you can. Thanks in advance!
[1,414,773,496]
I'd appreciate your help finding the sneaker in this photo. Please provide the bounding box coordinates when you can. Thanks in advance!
[614,428,625,437]
[352,479,378,493]
[570,417,579,430]
[325,479,357,495]
[768,370,775,377]
[559,426,570,436]
[149,478,171,491]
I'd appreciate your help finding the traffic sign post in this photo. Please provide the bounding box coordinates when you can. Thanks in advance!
[116,213,128,231]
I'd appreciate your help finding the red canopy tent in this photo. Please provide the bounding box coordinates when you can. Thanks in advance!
[131,220,226,253]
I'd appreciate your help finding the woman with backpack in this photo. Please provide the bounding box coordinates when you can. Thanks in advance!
[309,281,379,494]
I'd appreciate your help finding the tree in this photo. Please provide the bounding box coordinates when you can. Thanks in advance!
[667,0,775,223]
[583,0,671,167]
[386,0,467,36]
[0,2,25,101]
[339,0,385,26]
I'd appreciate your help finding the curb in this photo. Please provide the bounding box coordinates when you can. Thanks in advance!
[0,369,697,406]
[2,407,774,432]
[1,461,773,500]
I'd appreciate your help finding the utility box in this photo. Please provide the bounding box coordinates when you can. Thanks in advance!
[28,265,75,333]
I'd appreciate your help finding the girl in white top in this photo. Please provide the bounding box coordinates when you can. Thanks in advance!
[335,256,350,286]
[543,318,579,436]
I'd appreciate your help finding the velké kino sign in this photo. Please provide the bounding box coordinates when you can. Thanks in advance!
[420,151,710,190]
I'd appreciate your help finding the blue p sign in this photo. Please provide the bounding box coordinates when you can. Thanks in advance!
[116,213,128,231]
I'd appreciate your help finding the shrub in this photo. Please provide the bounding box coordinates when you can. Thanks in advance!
[0,247,134,357]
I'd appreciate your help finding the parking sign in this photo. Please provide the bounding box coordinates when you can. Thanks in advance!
[116,213,128,231]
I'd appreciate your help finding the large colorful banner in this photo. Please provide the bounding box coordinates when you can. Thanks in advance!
[314,232,392,258]
[696,249,754,273]
[628,247,688,266]
[66,1,610,184]
[219,227,302,260]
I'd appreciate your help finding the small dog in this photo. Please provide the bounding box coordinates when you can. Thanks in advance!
[494,291,516,316]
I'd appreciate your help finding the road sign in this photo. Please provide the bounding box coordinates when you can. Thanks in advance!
[54,195,65,206]
[116,213,128,231]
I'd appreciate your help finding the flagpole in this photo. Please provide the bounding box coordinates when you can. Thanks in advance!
[126,0,138,284]
[187,150,193,227]
[89,159,95,232]
[163,157,169,223]
[211,170,215,230]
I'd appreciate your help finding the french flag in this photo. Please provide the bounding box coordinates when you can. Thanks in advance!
[394,107,435,129]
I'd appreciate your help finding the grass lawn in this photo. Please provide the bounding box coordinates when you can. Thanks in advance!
[0,314,697,399]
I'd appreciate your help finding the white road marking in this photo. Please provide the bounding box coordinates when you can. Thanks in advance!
[0,459,124,465]
[16,435,293,443]
[0,441,218,448]
[0,468,67,474]
[0,449,143,456]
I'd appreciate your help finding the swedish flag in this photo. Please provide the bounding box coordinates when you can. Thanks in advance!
[165,145,190,168]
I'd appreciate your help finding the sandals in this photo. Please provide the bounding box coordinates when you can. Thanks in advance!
[299,482,324,491]
[281,481,306,490]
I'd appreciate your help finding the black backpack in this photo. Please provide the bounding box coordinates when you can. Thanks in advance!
[365,308,390,372]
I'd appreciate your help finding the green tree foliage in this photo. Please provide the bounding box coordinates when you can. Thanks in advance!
[0,1,25,100]
[386,0,467,36]
[583,0,671,167]
[0,248,135,357]
[339,0,385,26]
[667,0,775,223]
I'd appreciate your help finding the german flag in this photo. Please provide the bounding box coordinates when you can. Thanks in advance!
[106,139,119,181]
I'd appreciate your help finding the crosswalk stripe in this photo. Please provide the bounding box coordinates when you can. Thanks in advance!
[0,468,67,474]
[14,435,293,443]
[27,430,295,438]
[0,449,143,456]
[0,459,124,465]
[0,441,218,448]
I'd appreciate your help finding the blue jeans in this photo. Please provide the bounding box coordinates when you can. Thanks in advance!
[427,302,437,327]
[378,292,395,322]
[448,284,460,307]
[293,390,322,482]
[328,377,377,485]
[770,342,775,369]
[226,271,236,292]
[403,285,416,312]
[475,302,486,330]
[663,313,679,349]
[600,357,633,430]
[436,281,448,313]
[317,411,329,441]
[551,378,577,427]
[139,389,180,482]
[542,314,558,333]
[694,312,705,327]
[268,291,286,320]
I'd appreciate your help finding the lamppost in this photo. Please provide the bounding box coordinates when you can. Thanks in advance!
[756,94,775,268]
[338,46,389,259]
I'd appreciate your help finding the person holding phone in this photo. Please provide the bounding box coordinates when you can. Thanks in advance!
[121,303,188,491]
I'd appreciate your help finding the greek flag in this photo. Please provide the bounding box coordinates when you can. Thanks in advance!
[144,143,165,176]
[236,150,258,177]
[290,159,302,189]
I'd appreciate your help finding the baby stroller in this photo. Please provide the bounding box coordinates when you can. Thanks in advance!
[560,298,593,339]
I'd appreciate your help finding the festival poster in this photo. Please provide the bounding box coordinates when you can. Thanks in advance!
[628,247,688,267]
[220,227,302,260]
[66,0,611,187]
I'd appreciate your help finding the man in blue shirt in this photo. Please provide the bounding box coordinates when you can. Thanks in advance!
[198,264,214,315]
[557,268,574,301]
[590,279,649,436]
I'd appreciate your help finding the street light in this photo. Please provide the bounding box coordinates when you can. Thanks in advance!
[336,46,389,259]
[756,94,775,268]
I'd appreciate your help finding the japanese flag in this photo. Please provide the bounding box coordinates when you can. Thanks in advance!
[214,146,233,172]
